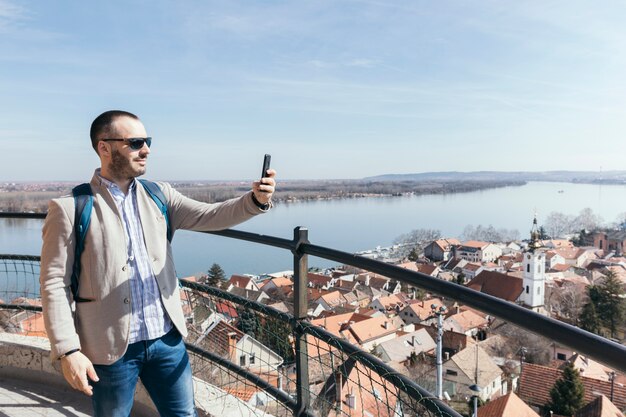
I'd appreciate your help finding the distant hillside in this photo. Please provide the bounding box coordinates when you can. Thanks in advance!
[364,171,626,184]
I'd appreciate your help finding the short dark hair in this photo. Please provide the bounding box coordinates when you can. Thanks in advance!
[90,110,139,153]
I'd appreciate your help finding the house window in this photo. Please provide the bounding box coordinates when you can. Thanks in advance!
[537,287,540,295]
[249,353,256,365]
[240,354,246,366]
[526,264,530,273]
[557,353,567,360]
[446,370,458,376]
[526,286,529,294]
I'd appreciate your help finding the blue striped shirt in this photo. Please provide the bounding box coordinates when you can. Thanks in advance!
[97,171,173,343]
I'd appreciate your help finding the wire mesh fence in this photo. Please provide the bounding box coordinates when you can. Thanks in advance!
[180,280,460,417]
[0,254,460,417]
[0,255,45,337]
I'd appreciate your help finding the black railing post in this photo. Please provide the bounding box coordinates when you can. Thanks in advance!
[292,226,310,417]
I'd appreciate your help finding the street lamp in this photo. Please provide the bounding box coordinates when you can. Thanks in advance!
[469,384,481,417]
[431,304,447,400]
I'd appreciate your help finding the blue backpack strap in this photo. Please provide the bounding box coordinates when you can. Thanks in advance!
[138,179,172,242]
[71,183,94,303]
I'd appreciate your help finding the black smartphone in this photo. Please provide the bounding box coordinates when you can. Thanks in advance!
[261,154,271,179]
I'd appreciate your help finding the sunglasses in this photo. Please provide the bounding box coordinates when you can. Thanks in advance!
[102,137,152,150]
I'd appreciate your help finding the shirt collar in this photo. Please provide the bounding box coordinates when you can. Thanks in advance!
[95,168,137,195]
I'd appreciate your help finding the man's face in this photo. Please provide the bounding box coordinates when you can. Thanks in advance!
[104,117,150,180]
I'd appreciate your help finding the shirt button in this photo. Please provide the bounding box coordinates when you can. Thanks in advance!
[124,298,130,304]
[122,265,127,272]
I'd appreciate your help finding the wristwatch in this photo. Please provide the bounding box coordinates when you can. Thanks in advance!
[251,193,270,210]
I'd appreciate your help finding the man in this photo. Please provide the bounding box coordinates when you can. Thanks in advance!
[40,110,276,416]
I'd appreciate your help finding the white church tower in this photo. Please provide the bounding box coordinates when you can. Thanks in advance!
[521,216,546,312]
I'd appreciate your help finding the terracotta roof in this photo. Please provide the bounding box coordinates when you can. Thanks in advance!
[374,294,406,310]
[477,391,539,417]
[203,319,244,357]
[308,272,332,286]
[444,309,488,334]
[335,279,359,292]
[318,290,346,307]
[311,312,367,337]
[416,264,438,275]
[551,263,573,272]
[348,315,398,344]
[215,300,238,319]
[396,261,418,271]
[14,311,47,337]
[462,240,490,249]
[227,274,253,288]
[266,276,293,288]
[403,298,444,320]
[575,395,624,417]
[463,263,483,272]
[519,363,626,410]
[9,297,41,306]
[435,238,461,250]
[224,386,258,402]
[467,271,523,302]
[368,276,390,290]
[180,275,197,282]
[319,360,400,417]
[555,247,586,260]
[549,239,574,248]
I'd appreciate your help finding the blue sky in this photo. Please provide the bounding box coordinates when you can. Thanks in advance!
[1,1,625,181]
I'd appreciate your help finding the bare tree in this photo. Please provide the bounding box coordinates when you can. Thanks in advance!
[572,208,603,232]
[546,283,587,324]
[392,228,441,259]
[462,224,519,242]
[544,211,574,238]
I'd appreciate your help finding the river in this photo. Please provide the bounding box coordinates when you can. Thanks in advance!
[1,181,625,279]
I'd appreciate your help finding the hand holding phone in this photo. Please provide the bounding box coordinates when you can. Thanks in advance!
[261,154,271,179]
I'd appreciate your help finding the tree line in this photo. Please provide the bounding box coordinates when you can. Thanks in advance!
[543,207,626,239]
[0,179,525,212]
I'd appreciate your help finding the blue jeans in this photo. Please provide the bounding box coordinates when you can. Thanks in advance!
[92,328,196,417]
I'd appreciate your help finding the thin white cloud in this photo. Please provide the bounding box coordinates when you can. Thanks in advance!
[305,58,380,69]
[0,0,25,29]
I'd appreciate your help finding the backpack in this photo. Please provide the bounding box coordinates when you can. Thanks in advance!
[70,180,171,302]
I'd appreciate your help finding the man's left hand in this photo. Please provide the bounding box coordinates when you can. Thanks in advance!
[252,169,276,205]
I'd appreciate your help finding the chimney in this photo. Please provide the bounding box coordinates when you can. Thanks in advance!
[346,391,357,410]
[383,321,389,330]
[227,332,238,360]
[411,335,416,346]
[334,370,342,406]
[444,352,450,361]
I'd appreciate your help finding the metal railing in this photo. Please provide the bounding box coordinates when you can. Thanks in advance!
[1,211,626,417]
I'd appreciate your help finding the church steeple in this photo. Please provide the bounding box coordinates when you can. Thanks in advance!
[528,214,542,252]
[522,214,546,313]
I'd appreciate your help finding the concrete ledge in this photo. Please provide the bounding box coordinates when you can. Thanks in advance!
[0,333,279,417]
[0,333,157,417]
